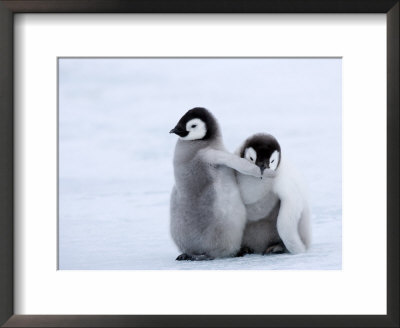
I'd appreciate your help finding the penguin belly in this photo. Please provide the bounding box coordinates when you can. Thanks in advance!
[236,173,273,205]
[236,173,283,254]
[170,165,246,259]
[244,191,280,221]
[241,200,282,254]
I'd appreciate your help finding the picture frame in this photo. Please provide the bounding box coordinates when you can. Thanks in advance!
[0,0,398,327]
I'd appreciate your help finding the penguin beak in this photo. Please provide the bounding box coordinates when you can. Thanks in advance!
[259,164,267,175]
[169,126,189,137]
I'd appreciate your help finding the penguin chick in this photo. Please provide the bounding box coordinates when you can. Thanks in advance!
[170,107,262,261]
[236,133,311,255]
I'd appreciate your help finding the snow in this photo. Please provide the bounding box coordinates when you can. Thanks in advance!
[58,58,342,270]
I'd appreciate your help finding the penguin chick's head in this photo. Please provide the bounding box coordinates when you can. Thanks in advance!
[240,133,281,174]
[169,107,219,141]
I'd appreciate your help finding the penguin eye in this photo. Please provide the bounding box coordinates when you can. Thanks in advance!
[271,159,275,163]
[191,124,197,128]
[245,147,257,163]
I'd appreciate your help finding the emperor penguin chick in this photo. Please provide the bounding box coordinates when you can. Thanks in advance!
[170,107,262,261]
[237,133,311,255]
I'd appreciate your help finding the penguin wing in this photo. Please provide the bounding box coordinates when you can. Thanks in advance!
[273,162,309,254]
[199,148,261,178]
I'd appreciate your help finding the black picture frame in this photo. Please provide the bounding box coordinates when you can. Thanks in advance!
[0,1,398,327]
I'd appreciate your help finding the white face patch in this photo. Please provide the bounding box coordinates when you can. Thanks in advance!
[244,147,257,163]
[269,150,280,170]
[180,118,207,141]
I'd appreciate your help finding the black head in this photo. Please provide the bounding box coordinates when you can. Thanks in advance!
[240,133,281,174]
[169,107,219,141]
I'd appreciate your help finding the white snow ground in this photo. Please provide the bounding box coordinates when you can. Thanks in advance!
[58,58,342,270]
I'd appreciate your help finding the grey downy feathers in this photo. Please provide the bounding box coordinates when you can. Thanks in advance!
[169,108,262,261]
[236,133,311,255]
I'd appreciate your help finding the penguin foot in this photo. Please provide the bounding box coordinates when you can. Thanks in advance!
[176,253,191,261]
[176,253,214,261]
[236,246,254,257]
[263,243,286,255]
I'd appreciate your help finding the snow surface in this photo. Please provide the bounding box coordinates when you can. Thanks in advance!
[58,58,342,270]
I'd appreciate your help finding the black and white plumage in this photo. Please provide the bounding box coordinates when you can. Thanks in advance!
[236,133,311,255]
[169,108,262,261]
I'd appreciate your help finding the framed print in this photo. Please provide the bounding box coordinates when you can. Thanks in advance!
[0,1,398,327]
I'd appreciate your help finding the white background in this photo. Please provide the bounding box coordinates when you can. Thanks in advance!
[15,14,386,314]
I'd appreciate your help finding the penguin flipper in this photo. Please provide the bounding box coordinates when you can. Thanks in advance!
[200,149,262,178]
[273,164,309,254]
[276,199,307,254]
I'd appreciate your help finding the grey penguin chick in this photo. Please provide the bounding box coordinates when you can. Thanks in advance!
[170,107,262,261]
[236,133,311,255]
